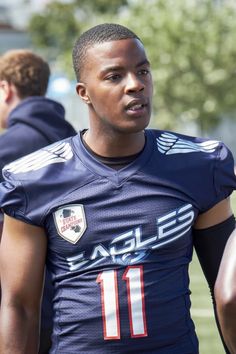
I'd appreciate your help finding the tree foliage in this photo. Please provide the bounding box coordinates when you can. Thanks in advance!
[28,0,236,133]
[120,0,236,133]
[73,0,128,14]
[28,2,79,55]
[28,0,127,75]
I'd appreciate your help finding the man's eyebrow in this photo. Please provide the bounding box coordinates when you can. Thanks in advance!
[100,59,151,76]
[100,66,123,75]
[136,59,150,68]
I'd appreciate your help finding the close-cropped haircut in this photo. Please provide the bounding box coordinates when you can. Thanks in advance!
[72,23,141,81]
[0,49,50,99]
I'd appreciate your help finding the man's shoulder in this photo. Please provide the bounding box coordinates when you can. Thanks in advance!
[0,135,95,226]
[144,129,236,213]
[148,128,219,144]
[2,137,75,182]
[147,129,222,157]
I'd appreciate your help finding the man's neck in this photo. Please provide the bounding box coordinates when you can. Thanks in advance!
[83,129,146,158]
[82,132,144,170]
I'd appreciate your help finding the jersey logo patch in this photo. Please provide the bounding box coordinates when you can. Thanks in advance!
[53,204,87,244]
[157,132,219,155]
[3,141,73,174]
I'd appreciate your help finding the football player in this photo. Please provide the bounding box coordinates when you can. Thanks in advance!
[0,23,235,354]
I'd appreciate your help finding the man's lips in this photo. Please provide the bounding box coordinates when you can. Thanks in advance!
[125,99,148,111]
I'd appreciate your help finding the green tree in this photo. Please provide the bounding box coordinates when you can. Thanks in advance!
[120,0,236,133]
[28,0,127,77]
[73,0,128,14]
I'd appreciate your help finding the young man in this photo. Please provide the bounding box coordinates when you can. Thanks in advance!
[0,49,77,353]
[215,230,236,353]
[0,24,235,354]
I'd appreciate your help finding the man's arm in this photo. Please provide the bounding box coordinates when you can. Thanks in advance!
[215,229,236,354]
[0,214,47,354]
[194,197,233,230]
[193,197,235,354]
[194,198,234,288]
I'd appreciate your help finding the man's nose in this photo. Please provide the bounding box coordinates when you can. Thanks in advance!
[124,73,144,93]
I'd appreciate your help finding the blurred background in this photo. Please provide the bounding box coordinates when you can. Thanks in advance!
[1,0,236,352]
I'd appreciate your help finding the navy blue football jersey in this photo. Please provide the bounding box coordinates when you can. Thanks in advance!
[0,129,236,354]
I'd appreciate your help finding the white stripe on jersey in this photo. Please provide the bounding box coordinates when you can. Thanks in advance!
[3,142,73,174]
[157,132,219,155]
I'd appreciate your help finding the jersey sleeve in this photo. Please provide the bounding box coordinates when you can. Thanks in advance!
[0,167,54,227]
[0,161,47,226]
[214,142,236,202]
[0,175,32,224]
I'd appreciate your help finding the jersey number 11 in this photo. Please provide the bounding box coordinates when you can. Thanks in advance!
[97,265,148,340]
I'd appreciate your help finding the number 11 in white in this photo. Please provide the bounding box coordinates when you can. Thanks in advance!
[96,265,147,340]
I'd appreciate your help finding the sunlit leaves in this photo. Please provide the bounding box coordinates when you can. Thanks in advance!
[121,0,236,133]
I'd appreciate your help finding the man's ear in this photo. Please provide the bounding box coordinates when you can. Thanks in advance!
[76,82,91,104]
[0,80,12,102]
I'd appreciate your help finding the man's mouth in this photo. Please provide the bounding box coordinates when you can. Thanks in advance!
[126,100,147,112]
[129,104,144,111]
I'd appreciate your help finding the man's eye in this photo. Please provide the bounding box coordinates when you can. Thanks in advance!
[106,74,121,82]
[138,69,149,76]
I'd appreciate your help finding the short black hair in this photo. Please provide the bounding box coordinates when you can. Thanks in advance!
[72,23,141,81]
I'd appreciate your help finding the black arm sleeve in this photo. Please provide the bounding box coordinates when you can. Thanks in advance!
[193,214,236,354]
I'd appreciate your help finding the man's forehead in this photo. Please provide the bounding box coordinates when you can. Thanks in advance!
[87,37,144,56]
[85,38,148,69]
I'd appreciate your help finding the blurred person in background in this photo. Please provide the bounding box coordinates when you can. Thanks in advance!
[0,24,235,354]
[0,49,77,353]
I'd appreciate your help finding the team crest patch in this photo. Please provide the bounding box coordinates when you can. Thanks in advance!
[53,204,87,244]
